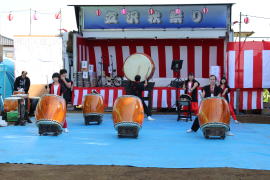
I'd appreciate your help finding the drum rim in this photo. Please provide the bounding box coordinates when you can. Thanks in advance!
[200,122,230,132]
[179,94,192,101]
[116,95,141,100]
[84,93,103,97]
[202,96,227,101]
[5,97,23,100]
[123,53,155,82]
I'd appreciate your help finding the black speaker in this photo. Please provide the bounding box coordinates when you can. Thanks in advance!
[171,60,183,72]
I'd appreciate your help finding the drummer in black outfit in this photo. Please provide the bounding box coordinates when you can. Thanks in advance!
[183,73,200,114]
[130,75,154,121]
[59,69,73,105]
[186,75,222,133]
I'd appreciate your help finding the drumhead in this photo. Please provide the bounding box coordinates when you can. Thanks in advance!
[123,53,155,82]
[5,97,22,100]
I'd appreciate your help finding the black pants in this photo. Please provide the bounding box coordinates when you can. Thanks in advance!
[140,98,151,117]
[191,117,200,132]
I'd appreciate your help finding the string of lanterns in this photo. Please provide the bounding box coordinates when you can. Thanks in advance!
[4,9,62,21]
[95,7,209,16]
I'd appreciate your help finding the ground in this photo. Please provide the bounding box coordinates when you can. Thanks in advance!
[1,164,270,180]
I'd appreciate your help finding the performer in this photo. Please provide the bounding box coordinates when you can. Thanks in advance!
[183,73,200,114]
[219,77,238,123]
[59,69,73,104]
[14,71,32,123]
[14,71,30,94]
[130,75,154,121]
[46,73,68,132]
[186,75,223,133]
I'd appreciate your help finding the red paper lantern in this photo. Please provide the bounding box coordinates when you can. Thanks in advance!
[175,8,181,15]
[33,11,38,20]
[202,7,209,14]
[8,12,13,21]
[121,8,127,15]
[244,17,249,24]
[148,8,155,15]
[96,9,101,16]
[55,11,61,19]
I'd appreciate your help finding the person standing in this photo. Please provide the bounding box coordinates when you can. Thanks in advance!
[14,71,30,94]
[129,75,154,121]
[46,73,68,133]
[14,71,32,124]
[219,77,238,123]
[183,73,200,114]
[59,69,73,105]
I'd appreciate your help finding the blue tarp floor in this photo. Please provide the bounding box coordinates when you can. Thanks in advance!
[0,113,270,170]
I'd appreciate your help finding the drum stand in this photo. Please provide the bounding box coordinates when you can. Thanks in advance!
[97,57,104,87]
[84,114,103,125]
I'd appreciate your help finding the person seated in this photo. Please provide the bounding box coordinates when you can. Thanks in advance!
[186,75,234,136]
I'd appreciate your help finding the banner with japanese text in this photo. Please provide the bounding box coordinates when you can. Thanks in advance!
[82,5,228,29]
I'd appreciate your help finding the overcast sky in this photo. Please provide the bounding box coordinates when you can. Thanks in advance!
[0,0,269,39]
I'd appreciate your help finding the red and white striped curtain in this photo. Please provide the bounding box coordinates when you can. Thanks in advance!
[77,38,225,78]
[227,41,270,88]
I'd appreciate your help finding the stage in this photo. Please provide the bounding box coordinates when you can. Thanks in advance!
[0,113,270,170]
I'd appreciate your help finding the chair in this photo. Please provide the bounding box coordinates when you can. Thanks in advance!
[177,94,192,121]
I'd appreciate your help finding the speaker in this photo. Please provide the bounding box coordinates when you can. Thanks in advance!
[171,60,183,72]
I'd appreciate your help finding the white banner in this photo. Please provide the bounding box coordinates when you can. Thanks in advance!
[14,36,63,84]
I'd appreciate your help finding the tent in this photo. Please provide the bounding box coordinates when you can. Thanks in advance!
[0,59,15,101]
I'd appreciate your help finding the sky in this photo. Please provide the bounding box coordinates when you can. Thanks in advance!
[0,0,269,39]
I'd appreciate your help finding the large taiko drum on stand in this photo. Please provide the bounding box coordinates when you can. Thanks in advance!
[112,95,144,138]
[12,94,30,119]
[3,97,25,124]
[35,94,66,136]
[83,93,104,125]
[198,97,230,139]
[123,53,155,82]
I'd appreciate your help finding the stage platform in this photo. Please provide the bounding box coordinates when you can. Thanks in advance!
[0,113,269,170]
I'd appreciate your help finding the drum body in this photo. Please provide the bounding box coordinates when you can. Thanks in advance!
[83,93,104,125]
[35,94,66,135]
[198,97,230,139]
[112,95,144,138]
[123,53,155,82]
[3,97,24,122]
[29,97,40,116]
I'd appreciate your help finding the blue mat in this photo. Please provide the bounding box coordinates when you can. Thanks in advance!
[0,113,270,170]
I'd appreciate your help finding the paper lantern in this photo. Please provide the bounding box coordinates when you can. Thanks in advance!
[175,8,181,15]
[121,8,127,15]
[148,8,155,15]
[202,7,209,14]
[96,9,101,16]
[55,11,61,19]
[33,11,38,20]
[8,12,13,21]
[244,17,249,24]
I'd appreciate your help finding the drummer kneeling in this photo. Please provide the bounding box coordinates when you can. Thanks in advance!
[186,75,234,136]
[130,75,154,121]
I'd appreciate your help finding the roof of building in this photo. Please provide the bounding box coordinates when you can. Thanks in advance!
[68,0,235,6]
[0,35,14,46]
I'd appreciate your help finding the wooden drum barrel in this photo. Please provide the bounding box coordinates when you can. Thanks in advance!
[112,95,144,138]
[82,93,104,125]
[198,97,230,139]
[35,94,66,136]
